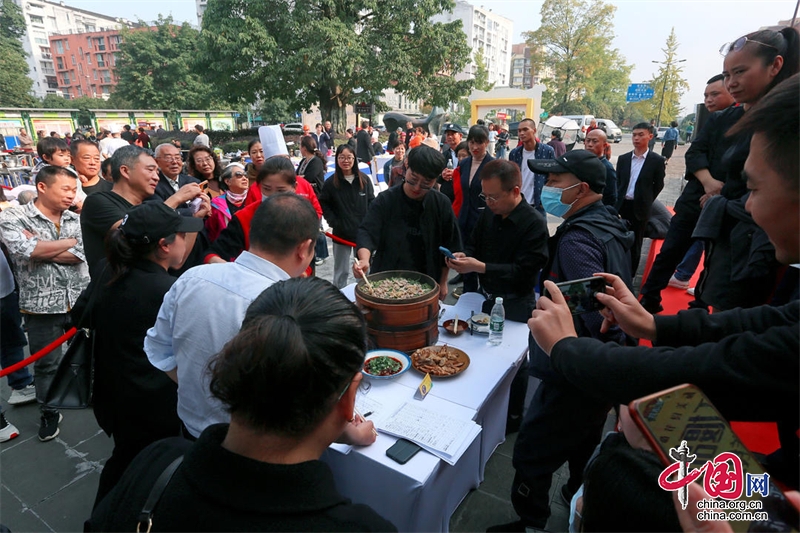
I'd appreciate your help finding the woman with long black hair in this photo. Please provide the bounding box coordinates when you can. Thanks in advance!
[78,202,204,508]
[319,144,375,288]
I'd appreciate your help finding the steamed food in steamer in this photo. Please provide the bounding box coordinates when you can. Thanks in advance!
[362,277,433,299]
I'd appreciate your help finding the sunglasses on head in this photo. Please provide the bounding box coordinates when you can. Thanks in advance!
[720,35,779,56]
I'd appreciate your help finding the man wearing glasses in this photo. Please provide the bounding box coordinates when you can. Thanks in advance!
[152,143,203,216]
[446,159,549,433]
[354,145,461,301]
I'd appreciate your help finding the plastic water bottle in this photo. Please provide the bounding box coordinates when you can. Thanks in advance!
[488,297,505,346]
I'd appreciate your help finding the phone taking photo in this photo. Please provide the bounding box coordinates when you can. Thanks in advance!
[542,276,606,315]
[629,384,799,532]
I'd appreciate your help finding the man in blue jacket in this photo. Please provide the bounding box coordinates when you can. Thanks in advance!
[509,119,555,215]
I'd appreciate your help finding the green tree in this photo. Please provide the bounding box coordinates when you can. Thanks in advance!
[0,0,35,107]
[114,15,226,110]
[633,28,689,126]
[198,0,474,132]
[525,0,631,116]
[473,48,495,91]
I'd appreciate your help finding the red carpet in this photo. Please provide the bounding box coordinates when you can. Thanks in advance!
[639,237,781,456]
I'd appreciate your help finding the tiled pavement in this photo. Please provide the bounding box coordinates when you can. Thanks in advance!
[1,138,688,532]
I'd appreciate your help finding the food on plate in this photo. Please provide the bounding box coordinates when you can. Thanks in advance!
[411,345,467,377]
[361,277,433,299]
[363,355,403,376]
[471,313,490,326]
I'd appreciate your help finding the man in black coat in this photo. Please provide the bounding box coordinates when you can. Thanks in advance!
[355,120,375,165]
[153,143,201,216]
[614,122,666,274]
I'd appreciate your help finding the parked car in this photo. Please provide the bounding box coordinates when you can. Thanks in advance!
[282,123,304,134]
[563,115,595,142]
[595,119,622,143]
[656,127,668,140]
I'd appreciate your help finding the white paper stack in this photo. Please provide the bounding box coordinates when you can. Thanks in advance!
[375,402,482,465]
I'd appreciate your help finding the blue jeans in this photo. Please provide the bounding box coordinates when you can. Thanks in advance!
[0,291,33,390]
[674,240,704,282]
[496,144,507,159]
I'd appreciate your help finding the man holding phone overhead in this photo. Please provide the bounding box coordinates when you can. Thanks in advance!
[490,150,634,532]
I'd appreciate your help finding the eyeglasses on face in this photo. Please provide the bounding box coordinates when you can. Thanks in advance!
[479,192,503,203]
[404,177,435,190]
[194,156,215,165]
[720,35,779,56]
[338,155,355,162]
[158,155,182,162]
[230,171,246,178]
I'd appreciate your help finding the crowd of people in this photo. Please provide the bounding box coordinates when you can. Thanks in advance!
[0,24,798,532]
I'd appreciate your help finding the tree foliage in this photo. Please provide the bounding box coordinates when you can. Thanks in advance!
[525,0,631,117]
[633,28,689,126]
[113,16,227,110]
[198,0,474,132]
[0,0,35,107]
[473,48,495,92]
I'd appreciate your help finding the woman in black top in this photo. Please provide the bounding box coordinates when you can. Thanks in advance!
[77,202,204,508]
[187,145,223,198]
[319,144,374,288]
[297,135,327,197]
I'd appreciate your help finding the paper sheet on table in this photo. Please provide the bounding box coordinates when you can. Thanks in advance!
[376,402,482,465]
[329,393,406,456]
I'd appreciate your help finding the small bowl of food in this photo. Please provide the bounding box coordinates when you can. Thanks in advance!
[470,313,491,334]
[362,349,411,380]
[442,319,469,336]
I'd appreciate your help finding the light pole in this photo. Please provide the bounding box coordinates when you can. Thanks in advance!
[652,58,686,128]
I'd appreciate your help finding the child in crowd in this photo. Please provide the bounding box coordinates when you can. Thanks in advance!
[31,137,86,210]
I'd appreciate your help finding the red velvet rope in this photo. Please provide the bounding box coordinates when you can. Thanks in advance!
[324,232,356,248]
[0,327,77,377]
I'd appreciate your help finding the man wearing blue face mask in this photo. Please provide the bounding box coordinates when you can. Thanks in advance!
[491,150,635,533]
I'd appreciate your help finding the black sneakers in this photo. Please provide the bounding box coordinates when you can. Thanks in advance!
[38,411,63,442]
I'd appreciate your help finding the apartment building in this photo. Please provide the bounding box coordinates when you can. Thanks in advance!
[49,29,124,99]
[432,0,513,87]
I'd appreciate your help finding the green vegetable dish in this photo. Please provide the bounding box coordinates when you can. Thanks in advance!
[363,277,433,299]
[364,356,403,376]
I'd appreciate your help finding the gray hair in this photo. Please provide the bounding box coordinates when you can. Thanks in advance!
[153,142,178,158]
[110,145,154,183]
[17,190,36,205]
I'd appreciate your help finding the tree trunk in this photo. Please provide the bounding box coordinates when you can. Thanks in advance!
[320,99,348,134]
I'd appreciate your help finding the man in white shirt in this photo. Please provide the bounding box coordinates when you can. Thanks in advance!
[99,128,130,159]
[145,194,318,438]
[193,124,210,147]
[508,119,555,215]
[614,122,666,273]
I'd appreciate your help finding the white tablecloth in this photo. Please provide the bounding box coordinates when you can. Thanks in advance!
[323,286,530,531]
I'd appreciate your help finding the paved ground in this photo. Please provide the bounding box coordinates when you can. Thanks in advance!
[0,139,688,532]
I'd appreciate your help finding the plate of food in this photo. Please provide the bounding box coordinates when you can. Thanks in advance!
[410,345,470,378]
[362,349,411,379]
[469,313,490,335]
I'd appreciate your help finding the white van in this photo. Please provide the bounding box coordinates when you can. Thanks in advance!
[563,115,595,142]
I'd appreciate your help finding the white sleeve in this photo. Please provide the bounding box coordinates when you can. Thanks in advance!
[144,278,182,372]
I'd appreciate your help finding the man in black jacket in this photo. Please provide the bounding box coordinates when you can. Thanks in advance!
[438,122,465,202]
[354,145,461,301]
[639,75,738,313]
[355,120,375,166]
[614,122,666,274]
[528,74,799,489]
[152,143,202,216]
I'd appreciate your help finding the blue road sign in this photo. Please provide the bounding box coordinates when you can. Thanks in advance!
[626,83,655,103]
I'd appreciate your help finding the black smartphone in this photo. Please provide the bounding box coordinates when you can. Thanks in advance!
[386,438,422,465]
[543,276,606,315]
[439,246,456,260]
[629,384,799,532]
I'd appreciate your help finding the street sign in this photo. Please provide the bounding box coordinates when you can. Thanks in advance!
[626,83,655,103]
[354,102,375,115]
[496,112,507,120]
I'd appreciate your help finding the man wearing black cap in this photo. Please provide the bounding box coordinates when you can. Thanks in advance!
[491,150,634,532]
[438,122,464,202]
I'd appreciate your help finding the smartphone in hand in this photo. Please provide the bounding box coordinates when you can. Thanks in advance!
[542,276,606,315]
[629,384,799,532]
[439,246,456,260]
